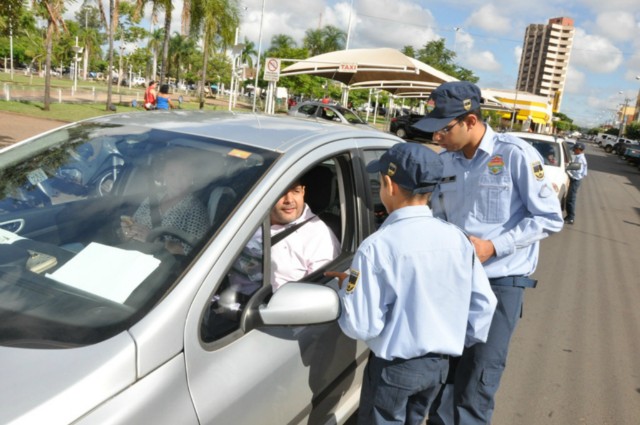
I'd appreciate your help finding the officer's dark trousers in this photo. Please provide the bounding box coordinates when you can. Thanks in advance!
[358,352,449,425]
[428,285,524,425]
[565,178,582,221]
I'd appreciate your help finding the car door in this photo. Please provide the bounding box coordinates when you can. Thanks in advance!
[183,139,394,424]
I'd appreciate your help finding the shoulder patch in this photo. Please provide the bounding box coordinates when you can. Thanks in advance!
[531,160,544,180]
[346,269,360,294]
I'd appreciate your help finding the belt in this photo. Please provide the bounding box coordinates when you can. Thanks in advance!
[422,352,449,360]
[489,276,537,288]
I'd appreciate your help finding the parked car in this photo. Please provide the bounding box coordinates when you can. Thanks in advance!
[622,145,640,165]
[132,76,147,87]
[287,101,374,129]
[612,137,638,155]
[596,133,617,148]
[389,113,432,141]
[509,132,581,208]
[0,111,401,424]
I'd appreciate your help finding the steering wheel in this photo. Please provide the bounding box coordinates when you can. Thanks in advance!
[145,226,199,247]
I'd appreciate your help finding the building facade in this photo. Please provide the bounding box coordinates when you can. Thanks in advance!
[516,17,575,113]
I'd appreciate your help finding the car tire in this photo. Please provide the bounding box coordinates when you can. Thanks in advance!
[396,128,407,139]
[604,145,613,153]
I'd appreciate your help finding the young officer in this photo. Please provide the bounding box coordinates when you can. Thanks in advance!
[326,143,497,425]
[414,81,564,425]
[565,142,588,224]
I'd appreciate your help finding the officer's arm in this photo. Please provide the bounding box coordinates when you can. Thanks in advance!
[465,251,497,346]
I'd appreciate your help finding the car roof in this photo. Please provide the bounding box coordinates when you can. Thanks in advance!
[508,132,564,144]
[84,111,393,151]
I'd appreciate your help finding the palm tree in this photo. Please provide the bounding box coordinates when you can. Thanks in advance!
[240,37,256,69]
[189,0,239,109]
[32,0,70,111]
[303,28,323,56]
[168,32,196,83]
[321,25,346,52]
[106,0,119,110]
[135,0,172,84]
[270,34,296,51]
[147,28,163,81]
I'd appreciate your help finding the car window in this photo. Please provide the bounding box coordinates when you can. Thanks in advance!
[520,138,560,167]
[201,155,354,344]
[298,104,318,116]
[0,122,279,347]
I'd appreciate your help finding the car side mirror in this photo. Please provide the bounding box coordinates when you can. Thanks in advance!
[258,282,340,326]
[566,162,581,171]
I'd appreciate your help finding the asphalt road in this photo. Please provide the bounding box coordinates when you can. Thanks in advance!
[2,117,639,423]
[492,141,640,425]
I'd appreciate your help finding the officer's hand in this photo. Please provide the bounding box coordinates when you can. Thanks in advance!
[324,271,348,288]
[469,236,496,263]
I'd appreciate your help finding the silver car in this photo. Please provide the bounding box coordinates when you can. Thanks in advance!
[0,111,400,424]
[287,101,374,129]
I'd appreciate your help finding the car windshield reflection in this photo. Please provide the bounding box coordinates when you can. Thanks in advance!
[0,122,279,347]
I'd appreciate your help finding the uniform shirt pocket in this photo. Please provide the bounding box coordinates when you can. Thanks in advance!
[476,175,511,223]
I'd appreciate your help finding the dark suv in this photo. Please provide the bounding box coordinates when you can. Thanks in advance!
[389,114,432,141]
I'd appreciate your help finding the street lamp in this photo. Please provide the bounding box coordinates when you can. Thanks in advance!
[72,37,84,93]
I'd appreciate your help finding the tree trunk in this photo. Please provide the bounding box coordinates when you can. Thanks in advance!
[43,21,54,111]
[199,37,208,110]
[106,0,115,111]
[159,7,172,85]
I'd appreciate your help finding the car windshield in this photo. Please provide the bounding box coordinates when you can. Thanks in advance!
[0,122,279,347]
[338,106,366,124]
[520,138,561,167]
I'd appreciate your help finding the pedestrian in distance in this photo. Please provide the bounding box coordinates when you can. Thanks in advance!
[413,81,564,425]
[564,142,588,224]
[325,143,497,425]
[144,80,157,110]
[156,84,175,110]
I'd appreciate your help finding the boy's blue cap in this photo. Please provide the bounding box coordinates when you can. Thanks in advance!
[366,143,443,194]
[413,81,482,133]
[573,142,586,151]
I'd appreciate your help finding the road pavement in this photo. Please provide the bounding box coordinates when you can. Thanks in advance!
[2,118,638,423]
[493,141,640,425]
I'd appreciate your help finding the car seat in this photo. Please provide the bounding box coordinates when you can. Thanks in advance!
[301,165,341,240]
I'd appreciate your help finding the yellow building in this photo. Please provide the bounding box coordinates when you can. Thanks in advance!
[483,88,553,132]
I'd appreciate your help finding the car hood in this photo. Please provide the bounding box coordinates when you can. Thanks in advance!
[0,332,136,424]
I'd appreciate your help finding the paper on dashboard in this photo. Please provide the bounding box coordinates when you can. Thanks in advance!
[46,242,161,304]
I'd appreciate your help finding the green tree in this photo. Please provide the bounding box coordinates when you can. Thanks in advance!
[135,0,173,84]
[240,36,256,69]
[189,0,240,108]
[415,38,478,82]
[32,0,73,111]
[624,122,640,140]
[168,32,197,83]
[271,34,296,51]
[321,25,346,52]
[302,28,323,56]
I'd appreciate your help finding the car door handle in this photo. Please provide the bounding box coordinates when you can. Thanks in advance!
[0,219,25,234]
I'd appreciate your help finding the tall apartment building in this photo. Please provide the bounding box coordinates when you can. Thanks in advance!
[516,17,575,113]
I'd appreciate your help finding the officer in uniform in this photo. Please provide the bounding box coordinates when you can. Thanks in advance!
[565,141,588,224]
[414,81,564,425]
[326,143,497,425]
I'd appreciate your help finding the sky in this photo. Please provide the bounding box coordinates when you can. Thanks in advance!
[69,0,640,128]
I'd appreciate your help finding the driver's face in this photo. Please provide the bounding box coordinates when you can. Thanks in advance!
[270,184,305,225]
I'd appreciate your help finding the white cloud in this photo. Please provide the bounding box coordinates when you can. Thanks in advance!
[465,4,512,34]
[564,66,586,94]
[514,46,522,67]
[570,27,623,73]
[455,31,501,72]
[595,11,637,42]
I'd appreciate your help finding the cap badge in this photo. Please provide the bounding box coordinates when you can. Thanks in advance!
[387,162,397,177]
[488,155,504,175]
[532,160,545,181]
[426,99,435,113]
[463,98,471,111]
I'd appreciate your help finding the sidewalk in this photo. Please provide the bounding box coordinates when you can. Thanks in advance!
[0,111,67,147]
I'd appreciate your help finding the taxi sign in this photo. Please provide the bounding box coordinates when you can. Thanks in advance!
[339,63,358,73]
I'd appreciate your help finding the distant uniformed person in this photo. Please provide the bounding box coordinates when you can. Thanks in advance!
[565,142,588,224]
[414,81,564,425]
[325,143,497,425]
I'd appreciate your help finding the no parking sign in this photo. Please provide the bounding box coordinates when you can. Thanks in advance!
[263,58,281,82]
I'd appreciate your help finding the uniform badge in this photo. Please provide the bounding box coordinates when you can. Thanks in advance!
[488,155,504,175]
[532,161,544,180]
[387,162,397,177]
[463,98,471,111]
[345,269,360,294]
